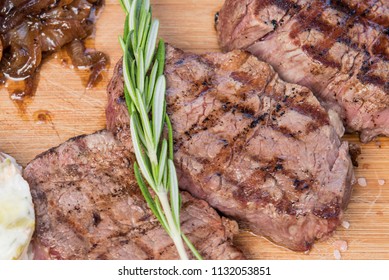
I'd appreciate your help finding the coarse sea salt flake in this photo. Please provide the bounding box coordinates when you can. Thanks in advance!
[378,179,385,186]
[341,220,350,229]
[339,241,348,252]
[357,177,367,187]
[333,240,348,252]
[334,249,341,260]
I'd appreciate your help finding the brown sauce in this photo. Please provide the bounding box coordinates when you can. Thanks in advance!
[4,73,39,116]
[55,42,110,90]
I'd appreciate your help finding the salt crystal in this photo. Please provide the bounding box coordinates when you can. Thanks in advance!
[341,220,350,229]
[333,240,348,252]
[357,177,367,187]
[339,241,348,252]
[334,249,341,260]
[378,179,385,186]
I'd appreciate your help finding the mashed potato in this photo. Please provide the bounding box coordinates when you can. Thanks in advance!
[0,153,35,260]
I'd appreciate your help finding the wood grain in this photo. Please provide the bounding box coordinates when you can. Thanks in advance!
[0,0,388,259]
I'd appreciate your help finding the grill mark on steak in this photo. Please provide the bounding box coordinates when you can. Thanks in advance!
[175,98,261,150]
[279,90,330,128]
[357,56,388,88]
[254,0,300,12]
[312,197,341,219]
[167,82,212,114]
[334,0,389,28]
[232,164,315,210]
[372,33,389,59]
[288,1,389,65]
[301,44,342,69]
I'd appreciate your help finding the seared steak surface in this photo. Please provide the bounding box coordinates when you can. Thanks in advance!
[217,0,389,142]
[107,45,354,251]
[24,130,244,260]
[338,0,389,27]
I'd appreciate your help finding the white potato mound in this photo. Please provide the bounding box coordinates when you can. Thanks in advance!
[0,153,35,260]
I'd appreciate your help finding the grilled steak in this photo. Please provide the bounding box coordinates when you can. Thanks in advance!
[24,130,245,260]
[107,45,355,251]
[216,0,389,142]
[338,0,389,27]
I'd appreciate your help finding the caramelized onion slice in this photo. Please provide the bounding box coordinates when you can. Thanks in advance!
[67,39,108,88]
[40,19,90,52]
[1,22,42,79]
[0,0,56,33]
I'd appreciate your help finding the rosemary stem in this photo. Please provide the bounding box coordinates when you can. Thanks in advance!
[158,191,189,260]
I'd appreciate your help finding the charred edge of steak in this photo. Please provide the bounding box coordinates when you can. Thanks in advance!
[25,132,97,166]
[349,142,362,167]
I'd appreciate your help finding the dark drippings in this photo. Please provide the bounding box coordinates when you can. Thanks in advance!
[214,11,220,29]
[55,44,109,90]
[5,72,40,116]
[32,109,61,140]
[33,110,53,125]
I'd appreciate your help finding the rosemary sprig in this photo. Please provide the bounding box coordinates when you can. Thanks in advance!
[118,0,202,260]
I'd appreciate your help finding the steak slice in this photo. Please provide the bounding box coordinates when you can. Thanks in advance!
[216,0,389,142]
[23,130,245,260]
[106,45,355,251]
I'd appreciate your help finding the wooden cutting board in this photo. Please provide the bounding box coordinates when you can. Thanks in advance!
[0,0,388,260]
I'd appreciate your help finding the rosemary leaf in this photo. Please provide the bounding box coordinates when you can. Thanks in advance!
[157,139,168,186]
[140,13,151,50]
[152,76,166,147]
[136,49,145,92]
[156,40,165,77]
[129,0,137,36]
[134,163,163,225]
[147,61,159,111]
[165,115,174,160]
[130,114,156,190]
[145,20,159,71]
[168,160,180,229]
[182,234,203,260]
[135,89,154,153]
[154,196,170,236]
